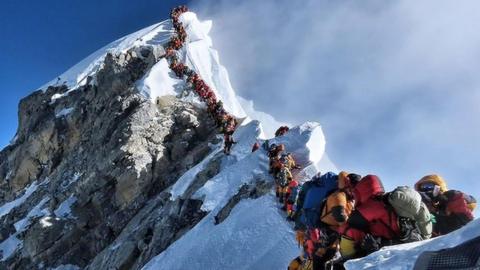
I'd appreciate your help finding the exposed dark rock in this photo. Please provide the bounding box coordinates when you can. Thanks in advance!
[214,180,273,225]
[0,43,219,269]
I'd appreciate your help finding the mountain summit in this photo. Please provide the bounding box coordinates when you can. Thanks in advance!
[0,9,329,270]
[1,7,477,270]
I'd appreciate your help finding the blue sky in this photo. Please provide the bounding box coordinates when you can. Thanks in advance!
[0,0,183,148]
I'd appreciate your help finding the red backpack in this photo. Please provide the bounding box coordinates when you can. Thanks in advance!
[353,175,385,206]
[444,190,474,220]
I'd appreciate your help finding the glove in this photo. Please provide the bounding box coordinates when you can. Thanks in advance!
[361,234,381,254]
[430,213,437,224]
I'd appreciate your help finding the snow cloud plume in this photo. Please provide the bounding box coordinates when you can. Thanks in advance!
[192,0,480,199]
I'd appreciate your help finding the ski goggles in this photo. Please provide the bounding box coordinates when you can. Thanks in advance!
[418,182,437,192]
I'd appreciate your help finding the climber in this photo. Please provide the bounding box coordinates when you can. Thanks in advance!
[222,115,237,155]
[384,185,433,243]
[172,62,185,77]
[313,172,360,270]
[169,36,183,50]
[415,175,476,236]
[293,174,318,230]
[251,142,260,152]
[181,65,191,77]
[293,172,338,269]
[268,143,280,158]
[339,175,401,260]
[204,89,216,101]
[165,47,175,58]
[187,73,199,85]
[212,100,224,120]
[321,172,360,230]
[206,97,218,114]
[270,156,284,177]
[268,144,285,164]
[302,172,359,270]
[215,109,227,127]
[177,26,187,42]
[276,166,293,204]
[285,179,300,219]
[280,152,301,171]
[275,126,290,137]
[223,133,235,155]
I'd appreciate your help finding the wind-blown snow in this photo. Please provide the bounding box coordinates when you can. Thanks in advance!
[345,218,480,270]
[0,181,39,219]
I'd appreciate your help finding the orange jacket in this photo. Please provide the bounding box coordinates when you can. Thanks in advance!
[320,171,355,230]
[320,190,354,230]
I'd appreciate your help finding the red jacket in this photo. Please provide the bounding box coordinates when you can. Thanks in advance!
[343,175,400,241]
[356,198,400,240]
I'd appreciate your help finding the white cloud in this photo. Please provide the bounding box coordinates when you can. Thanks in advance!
[193,0,480,201]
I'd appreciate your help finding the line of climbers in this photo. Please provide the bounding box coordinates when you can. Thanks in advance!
[168,7,476,267]
[167,6,238,155]
[257,126,477,270]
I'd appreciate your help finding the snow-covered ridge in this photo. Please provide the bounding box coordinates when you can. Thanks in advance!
[42,10,250,122]
[143,121,327,270]
[41,20,173,92]
[345,218,480,270]
[4,5,477,269]
[137,11,247,119]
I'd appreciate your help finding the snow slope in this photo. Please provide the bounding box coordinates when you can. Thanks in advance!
[345,218,480,270]
[135,11,247,118]
[27,9,478,270]
[143,120,327,270]
[41,21,173,93]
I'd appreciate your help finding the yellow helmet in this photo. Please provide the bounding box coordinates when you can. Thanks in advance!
[415,174,448,193]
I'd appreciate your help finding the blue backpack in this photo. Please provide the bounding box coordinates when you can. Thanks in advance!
[300,172,338,228]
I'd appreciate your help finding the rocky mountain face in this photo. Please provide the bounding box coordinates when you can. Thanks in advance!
[0,10,328,270]
[0,43,225,269]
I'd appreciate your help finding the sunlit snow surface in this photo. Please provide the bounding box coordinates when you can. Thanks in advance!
[41,20,173,93]
[144,120,326,270]
[25,9,479,270]
[54,195,77,219]
[143,194,299,270]
[0,181,39,219]
[0,181,50,261]
[345,218,480,270]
